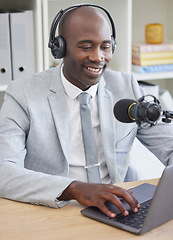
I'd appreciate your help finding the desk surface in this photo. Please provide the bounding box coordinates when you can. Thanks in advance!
[1,179,173,240]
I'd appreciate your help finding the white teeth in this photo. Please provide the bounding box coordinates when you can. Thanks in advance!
[87,67,100,72]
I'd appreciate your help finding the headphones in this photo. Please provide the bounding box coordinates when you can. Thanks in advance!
[48,3,117,59]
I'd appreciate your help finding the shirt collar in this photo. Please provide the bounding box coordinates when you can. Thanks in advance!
[61,64,98,100]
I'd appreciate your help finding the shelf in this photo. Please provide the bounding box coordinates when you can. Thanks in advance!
[1,0,173,91]
[131,0,173,84]
[132,71,173,81]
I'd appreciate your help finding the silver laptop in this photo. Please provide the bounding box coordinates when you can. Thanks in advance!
[81,165,173,235]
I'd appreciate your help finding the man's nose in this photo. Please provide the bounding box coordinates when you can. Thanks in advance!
[89,47,104,62]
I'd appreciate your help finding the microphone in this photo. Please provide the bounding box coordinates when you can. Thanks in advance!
[113,95,161,127]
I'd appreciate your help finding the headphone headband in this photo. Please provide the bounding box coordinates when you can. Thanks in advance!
[48,4,117,59]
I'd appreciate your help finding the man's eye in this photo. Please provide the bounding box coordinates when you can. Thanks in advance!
[102,45,111,50]
[79,46,91,50]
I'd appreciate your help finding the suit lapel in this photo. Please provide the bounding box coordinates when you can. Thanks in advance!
[48,65,70,162]
[98,78,117,183]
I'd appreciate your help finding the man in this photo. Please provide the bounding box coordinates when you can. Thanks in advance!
[0,5,173,219]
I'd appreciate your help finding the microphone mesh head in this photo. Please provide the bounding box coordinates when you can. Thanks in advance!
[113,99,136,123]
[147,104,161,121]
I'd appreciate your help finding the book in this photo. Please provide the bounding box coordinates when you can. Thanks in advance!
[132,57,173,66]
[132,42,173,53]
[132,51,173,60]
[132,64,173,73]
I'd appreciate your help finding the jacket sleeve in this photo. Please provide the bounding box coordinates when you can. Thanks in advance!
[129,73,173,167]
[137,119,173,166]
[0,80,74,208]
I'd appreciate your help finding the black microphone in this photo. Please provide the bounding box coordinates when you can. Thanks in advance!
[113,95,161,127]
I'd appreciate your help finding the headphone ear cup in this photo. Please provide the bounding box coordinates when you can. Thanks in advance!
[111,35,116,54]
[51,36,66,59]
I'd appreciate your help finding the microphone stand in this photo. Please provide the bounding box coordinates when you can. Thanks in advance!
[162,111,173,123]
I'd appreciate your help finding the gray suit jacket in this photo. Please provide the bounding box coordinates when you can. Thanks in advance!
[0,63,173,208]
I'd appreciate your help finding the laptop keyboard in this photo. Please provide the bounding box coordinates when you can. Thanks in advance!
[113,199,152,229]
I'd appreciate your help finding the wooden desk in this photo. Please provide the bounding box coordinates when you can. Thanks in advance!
[1,179,173,240]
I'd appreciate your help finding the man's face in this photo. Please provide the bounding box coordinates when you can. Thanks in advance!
[62,11,113,90]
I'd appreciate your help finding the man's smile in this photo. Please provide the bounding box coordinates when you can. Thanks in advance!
[87,67,101,72]
[83,66,103,77]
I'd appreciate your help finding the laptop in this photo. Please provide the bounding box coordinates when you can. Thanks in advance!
[81,165,173,235]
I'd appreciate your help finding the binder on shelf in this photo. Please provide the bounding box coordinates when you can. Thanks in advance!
[10,10,36,80]
[0,12,12,87]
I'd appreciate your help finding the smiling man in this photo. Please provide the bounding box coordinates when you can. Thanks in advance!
[56,7,140,217]
[0,5,173,219]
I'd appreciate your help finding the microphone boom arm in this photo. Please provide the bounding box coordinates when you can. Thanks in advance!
[162,111,173,123]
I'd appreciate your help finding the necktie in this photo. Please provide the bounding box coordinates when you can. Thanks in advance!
[78,92,101,183]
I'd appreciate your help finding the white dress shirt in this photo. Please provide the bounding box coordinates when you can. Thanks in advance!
[61,66,111,184]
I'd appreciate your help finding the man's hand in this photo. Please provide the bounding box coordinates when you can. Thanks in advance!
[58,181,140,218]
